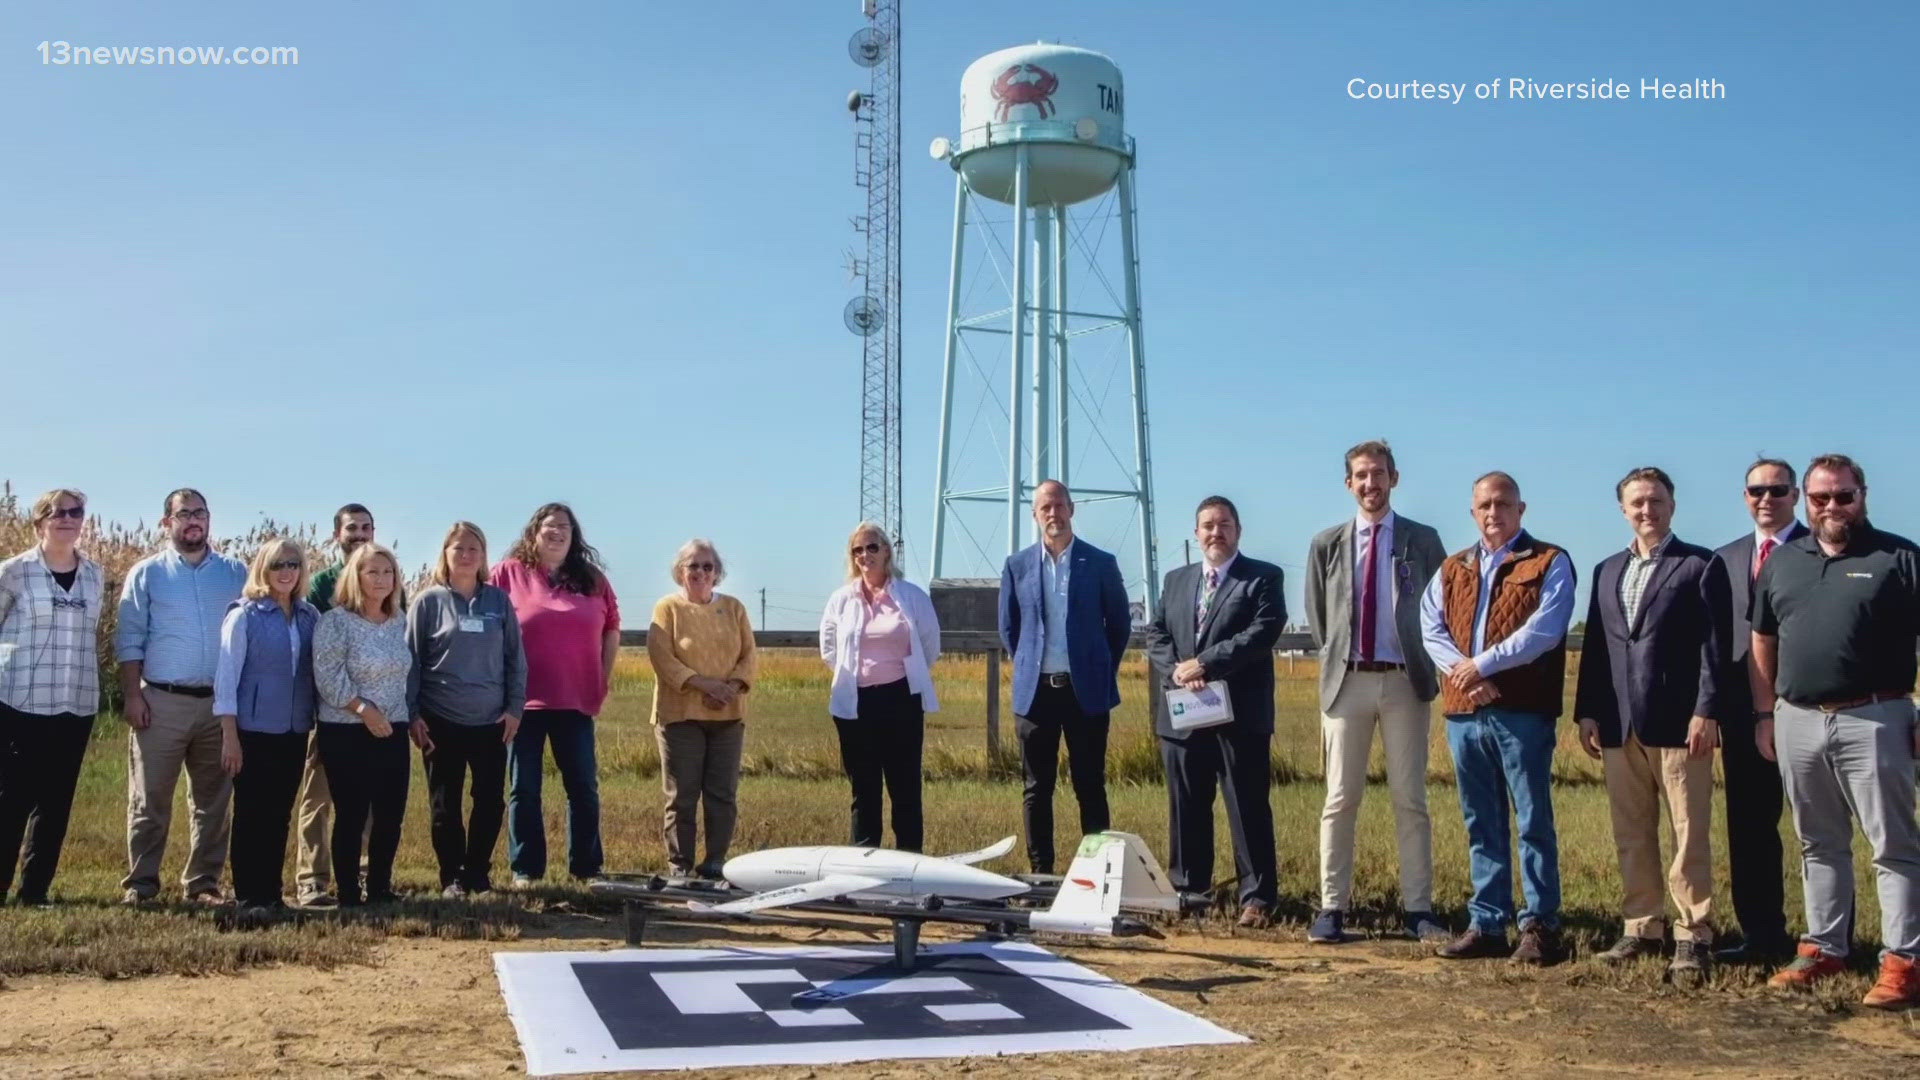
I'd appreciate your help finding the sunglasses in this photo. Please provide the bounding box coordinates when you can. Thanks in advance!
[1745,484,1791,499]
[851,542,884,556]
[48,505,86,521]
[269,559,303,572]
[686,561,716,573]
[1807,490,1859,508]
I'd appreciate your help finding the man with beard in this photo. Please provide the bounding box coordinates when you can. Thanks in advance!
[294,503,377,906]
[1711,458,1806,964]
[1145,495,1285,928]
[1303,441,1449,944]
[1752,454,1920,1008]
[997,481,1132,876]
[115,488,248,903]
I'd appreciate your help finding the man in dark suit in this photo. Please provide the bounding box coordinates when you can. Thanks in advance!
[1574,466,1732,984]
[1303,440,1450,945]
[1144,495,1286,927]
[997,480,1133,875]
[1711,457,1806,963]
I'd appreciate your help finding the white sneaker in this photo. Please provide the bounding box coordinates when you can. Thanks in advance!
[510,875,535,890]
[441,883,468,900]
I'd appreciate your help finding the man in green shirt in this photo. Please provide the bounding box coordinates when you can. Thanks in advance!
[294,503,376,905]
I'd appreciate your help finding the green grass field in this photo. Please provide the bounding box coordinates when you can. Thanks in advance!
[5,648,1896,987]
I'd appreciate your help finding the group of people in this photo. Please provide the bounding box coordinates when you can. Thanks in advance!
[1,444,1915,1010]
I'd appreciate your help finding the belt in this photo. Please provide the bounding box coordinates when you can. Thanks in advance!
[1040,672,1073,688]
[1798,691,1912,713]
[146,681,213,699]
[1346,660,1406,673]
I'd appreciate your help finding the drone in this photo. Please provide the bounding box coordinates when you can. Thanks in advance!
[592,831,1192,977]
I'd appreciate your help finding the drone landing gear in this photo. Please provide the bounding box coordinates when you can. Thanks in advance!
[890,918,921,969]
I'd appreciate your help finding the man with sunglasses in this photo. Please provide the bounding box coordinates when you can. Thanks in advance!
[114,488,247,904]
[1751,453,1920,1008]
[1711,459,1805,964]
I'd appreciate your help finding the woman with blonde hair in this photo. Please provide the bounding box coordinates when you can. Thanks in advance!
[818,523,940,851]
[408,522,526,897]
[312,542,416,905]
[213,537,319,911]
[646,539,755,878]
[0,489,104,905]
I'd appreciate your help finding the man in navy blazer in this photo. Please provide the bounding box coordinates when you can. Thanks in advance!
[1574,466,1732,983]
[998,480,1132,874]
[1711,458,1807,963]
[1144,495,1286,927]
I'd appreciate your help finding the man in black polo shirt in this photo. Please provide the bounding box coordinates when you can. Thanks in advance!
[1751,453,1920,1008]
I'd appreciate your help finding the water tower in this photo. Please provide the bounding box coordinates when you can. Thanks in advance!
[927,43,1160,610]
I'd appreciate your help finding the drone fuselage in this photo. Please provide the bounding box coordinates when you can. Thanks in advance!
[722,845,1029,903]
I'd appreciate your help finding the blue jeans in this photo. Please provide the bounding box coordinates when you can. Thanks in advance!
[507,709,602,879]
[1446,709,1561,934]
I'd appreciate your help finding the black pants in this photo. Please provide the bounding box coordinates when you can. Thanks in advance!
[1015,679,1111,873]
[1161,724,1277,906]
[424,714,507,890]
[1722,721,1792,947]
[228,729,308,906]
[0,704,94,902]
[833,679,925,852]
[317,722,411,902]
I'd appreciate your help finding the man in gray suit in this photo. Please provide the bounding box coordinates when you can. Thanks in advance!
[1303,441,1450,944]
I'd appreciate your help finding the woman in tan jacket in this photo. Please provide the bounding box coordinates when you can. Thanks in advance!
[646,539,755,878]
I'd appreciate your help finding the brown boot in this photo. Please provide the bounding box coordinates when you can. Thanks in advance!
[1510,922,1563,966]
[1862,953,1920,1009]
[1436,927,1510,960]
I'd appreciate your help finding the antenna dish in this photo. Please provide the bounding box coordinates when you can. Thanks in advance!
[849,28,887,67]
[843,295,886,336]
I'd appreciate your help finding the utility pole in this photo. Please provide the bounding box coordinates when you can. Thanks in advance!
[759,587,767,630]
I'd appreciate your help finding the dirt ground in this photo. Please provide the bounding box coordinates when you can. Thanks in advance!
[3,911,1918,1079]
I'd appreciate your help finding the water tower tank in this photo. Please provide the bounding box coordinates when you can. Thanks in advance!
[954,43,1126,206]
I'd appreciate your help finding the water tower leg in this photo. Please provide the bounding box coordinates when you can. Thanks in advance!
[1032,205,1051,490]
[930,175,970,580]
[1117,164,1159,611]
[1006,144,1030,557]
[1054,207,1071,491]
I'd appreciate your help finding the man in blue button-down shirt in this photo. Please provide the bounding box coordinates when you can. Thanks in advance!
[115,488,247,903]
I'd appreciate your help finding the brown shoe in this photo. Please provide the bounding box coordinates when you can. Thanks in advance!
[1862,953,1920,1009]
[1595,934,1663,965]
[1436,927,1510,960]
[1768,942,1847,991]
[1236,901,1272,929]
[1510,922,1563,966]
[1667,940,1711,985]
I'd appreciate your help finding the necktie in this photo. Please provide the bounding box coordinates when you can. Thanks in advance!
[1754,537,1776,581]
[1358,526,1379,662]
[1196,568,1219,634]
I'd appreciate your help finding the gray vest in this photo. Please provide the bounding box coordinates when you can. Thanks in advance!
[232,598,319,734]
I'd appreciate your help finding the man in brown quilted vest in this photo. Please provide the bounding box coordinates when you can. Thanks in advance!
[1418,471,1576,964]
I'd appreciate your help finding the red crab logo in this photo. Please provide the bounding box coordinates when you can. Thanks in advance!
[991,62,1059,121]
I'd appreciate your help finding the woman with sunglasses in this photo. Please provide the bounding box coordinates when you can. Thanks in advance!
[0,489,104,905]
[818,523,941,852]
[213,538,320,911]
[646,539,755,878]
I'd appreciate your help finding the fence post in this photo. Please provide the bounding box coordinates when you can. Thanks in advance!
[985,650,1001,760]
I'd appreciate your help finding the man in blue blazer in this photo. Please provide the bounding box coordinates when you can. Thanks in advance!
[1573,466,1732,983]
[1144,495,1286,927]
[998,480,1133,874]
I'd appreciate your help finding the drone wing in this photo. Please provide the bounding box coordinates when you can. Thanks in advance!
[689,874,888,915]
[942,835,1016,866]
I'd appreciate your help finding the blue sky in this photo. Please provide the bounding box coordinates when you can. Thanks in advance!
[4,2,1915,629]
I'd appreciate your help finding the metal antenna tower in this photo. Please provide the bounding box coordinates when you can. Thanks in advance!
[845,1,903,547]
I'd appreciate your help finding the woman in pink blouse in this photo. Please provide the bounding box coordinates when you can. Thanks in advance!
[818,523,940,851]
[493,503,619,885]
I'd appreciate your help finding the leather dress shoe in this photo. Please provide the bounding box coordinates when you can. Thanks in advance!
[1714,938,1795,965]
[1237,901,1273,929]
[1437,927,1510,960]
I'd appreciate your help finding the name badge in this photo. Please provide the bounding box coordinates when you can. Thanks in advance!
[459,616,486,633]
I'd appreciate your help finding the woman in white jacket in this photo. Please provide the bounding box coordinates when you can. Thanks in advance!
[818,522,941,852]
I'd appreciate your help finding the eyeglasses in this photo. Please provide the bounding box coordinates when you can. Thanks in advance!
[1807,490,1859,508]
[1746,484,1791,499]
[851,542,883,556]
[49,505,86,521]
[686,561,716,573]
[268,559,303,572]
[171,508,210,522]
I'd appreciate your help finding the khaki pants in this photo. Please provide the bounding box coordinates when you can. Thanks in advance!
[1603,734,1715,942]
[122,686,231,897]
[294,728,332,897]
[1318,669,1434,912]
[657,720,745,872]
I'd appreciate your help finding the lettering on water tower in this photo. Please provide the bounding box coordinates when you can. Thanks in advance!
[1097,83,1122,114]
